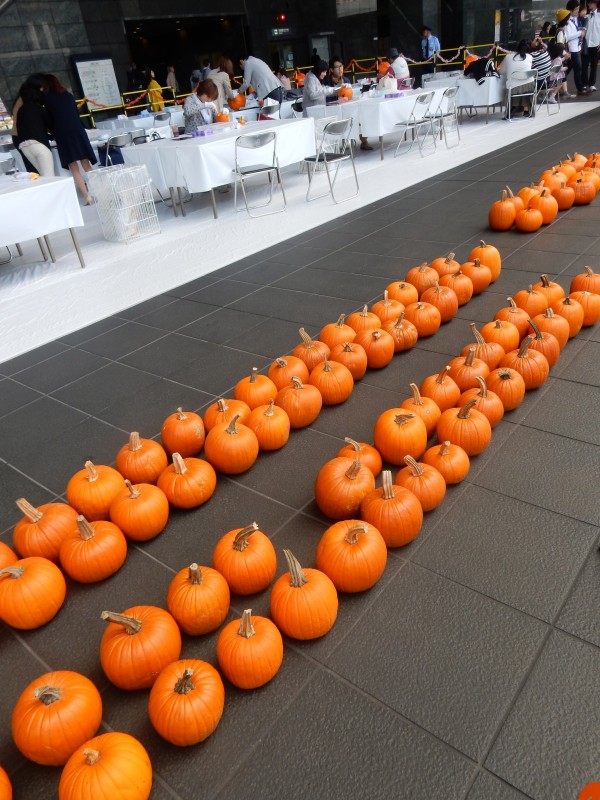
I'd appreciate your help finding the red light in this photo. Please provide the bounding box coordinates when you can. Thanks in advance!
[276,13,286,22]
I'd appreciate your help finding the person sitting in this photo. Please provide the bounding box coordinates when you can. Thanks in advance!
[324,55,351,89]
[529,36,552,90]
[208,57,236,112]
[498,39,534,117]
[183,79,218,133]
[388,47,410,84]
[301,59,339,114]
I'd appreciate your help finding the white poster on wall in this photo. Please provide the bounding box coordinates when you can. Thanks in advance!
[336,0,376,17]
[74,58,122,108]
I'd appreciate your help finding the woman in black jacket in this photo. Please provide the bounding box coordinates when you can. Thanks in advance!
[15,78,55,176]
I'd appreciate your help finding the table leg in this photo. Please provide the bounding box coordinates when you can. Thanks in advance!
[210,189,218,219]
[43,235,57,263]
[177,187,186,217]
[169,187,179,217]
[37,238,49,261]
[69,228,86,268]
[16,243,23,256]
[379,136,384,160]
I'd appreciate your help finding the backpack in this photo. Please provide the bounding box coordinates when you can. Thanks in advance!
[464,57,499,84]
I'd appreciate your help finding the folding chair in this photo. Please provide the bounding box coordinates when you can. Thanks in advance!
[304,118,359,204]
[258,103,280,120]
[438,85,460,148]
[232,131,286,217]
[398,77,415,90]
[104,132,133,166]
[153,112,171,124]
[504,69,538,120]
[535,65,562,115]
[394,91,436,157]
[131,129,147,145]
[291,99,304,118]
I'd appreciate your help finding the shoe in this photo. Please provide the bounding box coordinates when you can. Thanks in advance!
[360,142,373,151]
[548,96,558,104]
[590,85,597,91]
[562,92,576,98]
[577,89,589,95]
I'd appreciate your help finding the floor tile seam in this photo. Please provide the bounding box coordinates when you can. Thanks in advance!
[0,460,67,501]
[220,475,322,518]
[0,386,46,421]
[516,415,600,447]
[57,318,133,349]
[164,274,230,299]
[74,323,174,359]
[459,766,536,800]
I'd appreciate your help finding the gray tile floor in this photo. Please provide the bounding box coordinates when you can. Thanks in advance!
[1,109,600,800]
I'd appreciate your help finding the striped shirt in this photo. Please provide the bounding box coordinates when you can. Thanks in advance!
[531,49,552,82]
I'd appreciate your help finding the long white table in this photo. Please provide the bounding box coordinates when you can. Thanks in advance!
[0,175,85,267]
[121,117,315,218]
[420,75,505,123]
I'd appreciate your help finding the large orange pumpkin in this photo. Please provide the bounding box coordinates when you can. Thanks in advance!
[400,383,441,437]
[373,410,428,465]
[228,93,246,110]
[66,461,124,522]
[468,240,501,282]
[336,438,382,477]
[315,520,387,592]
[234,367,278,410]
[203,398,251,431]
[489,190,516,230]
[359,471,423,548]
[314,457,375,520]
[319,314,356,350]
[275,377,323,427]
[13,499,78,562]
[161,408,206,456]
[204,414,260,474]
[109,480,169,541]
[157,453,217,508]
[246,399,291,450]
[422,441,470,484]
[436,400,492,456]
[292,328,330,370]
[570,266,600,295]
[267,356,310,389]
[212,522,276,595]
[382,313,419,352]
[115,432,168,484]
[0,557,66,629]
[59,516,127,583]
[167,563,230,635]
[394,456,446,512]
[419,365,461,411]
[217,609,283,689]
[499,335,550,390]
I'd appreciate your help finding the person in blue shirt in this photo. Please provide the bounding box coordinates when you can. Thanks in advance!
[421,26,441,60]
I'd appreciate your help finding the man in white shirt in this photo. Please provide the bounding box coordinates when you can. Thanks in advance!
[238,55,284,104]
[564,6,587,94]
[585,0,600,90]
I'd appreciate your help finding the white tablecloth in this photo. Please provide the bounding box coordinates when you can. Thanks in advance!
[122,117,316,194]
[0,175,83,247]
[354,89,447,138]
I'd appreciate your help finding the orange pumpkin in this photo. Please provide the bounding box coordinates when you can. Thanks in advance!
[370,290,405,324]
[385,280,419,305]
[489,190,516,230]
[0,557,66,629]
[513,285,548,317]
[0,541,17,570]
[462,323,504,370]
[538,168,567,194]
[439,270,474,306]
[419,365,461,411]
[338,84,353,101]
[494,297,531,340]
[0,765,11,799]
[309,356,355,403]
[515,207,543,233]
[403,301,441,337]
[458,376,504,428]
[59,516,127,583]
[13,498,78,562]
[203,397,251,431]
[275,376,322,427]
[570,265,600,295]
[167,563,230,634]
[157,453,217,508]
[405,262,439,295]
[66,461,124,522]
[551,295,585,337]
[532,274,565,306]
[234,367,277,410]
[228,93,246,110]
[499,335,550,390]
[468,240,501,282]
[346,305,382,333]
[204,414,260,473]
[329,341,368,380]
[109,480,169,541]
[568,175,596,205]
[381,312,419,352]
[246,399,291,449]
[529,308,570,350]
[292,328,330,370]
[217,609,283,688]
[430,251,461,278]
[517,183,541,206]
[526,319,560,367]
[319,314,356,349]
[359,470,423,547]
[553,180,575,210]
[267,355,310,390]
[528,188,558,224]
[400,383,441,437]
[148,659,224,746]
[316,520,387,592]
[161,407,206,455]
[422,441,470,484]
[480,318,520,353]
[486,367,526,411]
[504,185,525,214]
[569,290,600,326]
[420,282,458,323]
[448,346,490,391]
[460,259,491,295]
[394,456,446,512]
[314,457,375,520]
[336,438,382,477]
[373,410,428,465]
[436,400,492,456]
[212,522,277,595]
[115,431,168,484]
[353,328,395,368]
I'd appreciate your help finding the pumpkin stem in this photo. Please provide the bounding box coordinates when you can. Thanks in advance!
[562,297,574,306]
[360,304,369,316]
[172,453,187,474]
[544,308,555,319]
[403,455,424,476]
[76,515,95,540]
[128,431,142,452]
[275,358,288,368]
[322,355,332,372]
[342,342,353,352]
[283,549,308,588]
[393,312,406,328]
[457,399,478,419]
[585,266,593,277]
[101,610,142,634]
[344,460,363,480]
[497,369,513,380]
[343,437,362,454]
[445,252,455,263]
[372,329,382,340]
[344,524,367,545]
[435,365,451,384]
[225,414,241,435]
[334,314,346,328]
[238,609,256,638]
[494,319,504,329]
[233,523,259,551]
[417,262,429,273]
[504,186,513,199]
[249,367,258,384]
[507,298,519,313]
[298,328,315,348]
[176,407,187,420]
[15,498,43,523]
[469,323,485,345]
[173,667,196,695]
[216,399,229,413]
[527,319,543,340]
[124,479,140,499]
[479,239,487,247]
[34,685,62,705]
[475,376,488,397]
[517,336,534,358]
[84,460,99,483]
[263,398,276,416]
[381,470,395,500]
[464,346,476,367]
[291,377,305,389]
[439,441,451,456]
[188,563,203,584]
[83,749,101,766]
[393,413,416,427]
[409,382,423,406]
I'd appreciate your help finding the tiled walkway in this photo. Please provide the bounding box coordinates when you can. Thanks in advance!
[1,108,599,800]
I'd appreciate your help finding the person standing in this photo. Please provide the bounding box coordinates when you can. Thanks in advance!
[421,25,441,80]
[579,3,590,91]
[557,7,587,93]
[201,59,212,80]
[190,67,202,90]
[586,0,600,90]
[15,79,55,176]
[165,66,179,99]
[238,55,284,104]
[208,57,236,112]
[147,69,164,111]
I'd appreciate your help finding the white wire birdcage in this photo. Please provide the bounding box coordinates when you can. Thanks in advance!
[87,164,160,243]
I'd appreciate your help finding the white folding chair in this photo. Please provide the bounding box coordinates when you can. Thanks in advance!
[104,132,133,166]
[153,112,171,124]
[259,103,280,119]
[232,131,286,217]
[504,69,538,120]
[438,85,460,148]
[398,77,415,90]
[535,65,562,115]
[394,91,436,157]
[304,118,359,204]
[291,99,304,118]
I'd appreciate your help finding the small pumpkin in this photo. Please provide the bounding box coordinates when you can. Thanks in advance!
[161,408,206,456]
[568,175,596,205]
[275,377,322,428]
[419,365,461,412]
[167,563,230,635]
[314,457,375,520]
[0,557,66,629]
[315,520,387,592]
[462,323,505,370]
[504,185,525,214]
[109,480,169,541]
[270,549,338,640]
[359,470,423,548]
[569,290,600,326]
[480,318,520,353]
[499,335,550,390]
[246,399,291,449]
[436,399,492,456]
[529,308,570,350]
[468,240,501,282]
[370,290,405,324]
[292,328,330,370]
[319,314,356,349]
[420,282,458,323]
[570,265,600,295]
[532,274,565,306]
[157,453,217,508]
[422,441,470,484]
[66,461,124,522]
[353,328,395,368]
[212,522,277,595]
[100,605,182,690]
[553,180,575,210]
[486,367,526,411]
[115,431,168,484]
[514,207,543,233]
[217,609,283,689]
[12,670,103,766]
[59,516,127,583]
[494,297,531,340]
[489,190,516,230]
[430,251,461,278]
[513,285,548,317]
[526,319,560,367]
[538,168,566,194]
[346,305,382,334]
[517,183,541,206]
[329,341,368,380]
[336,438,382,477]
[405,262,439,295]
[13,498,78,562]
[403,301,441,337]
[448,346,490,391]
[148,659,225,746]
[234,367,278,410]
[394,456,446,512]
[439,270,474,306]
[0,766,11,799]
[374,410,428,465]
[459,376,504,428]
[267,356,310,390]
[58,732,152,800]
[385,280,419,305]
[204,414,260,473]
[551,295,585,338]
[400,383,441,437]
[309,356,355,404]
[381,313,419,352]
[203,397,251,431]
[529,188,559,224]
[0,541,17,570]
[460,259,491,295]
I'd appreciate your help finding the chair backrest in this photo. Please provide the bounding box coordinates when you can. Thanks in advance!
[235,131,277,169]
[291,99,303,117]
[319,118,353,155]
[399,77,414,89]
[442,85,459,99]
[154,113,171,123]
[260,103,280,119]
[131,130,147,145]
[107,132,133,148]
[508,69,537,87]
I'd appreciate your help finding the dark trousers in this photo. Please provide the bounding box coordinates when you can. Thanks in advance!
[588,47,599,86]
[582,50,590,86]
[570,52,584,90]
